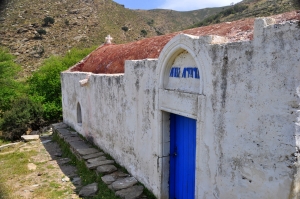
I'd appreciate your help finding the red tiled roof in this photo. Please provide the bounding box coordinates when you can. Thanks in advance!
[70,11,300,74]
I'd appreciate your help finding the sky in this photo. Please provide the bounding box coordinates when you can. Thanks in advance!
[113,0,243,11]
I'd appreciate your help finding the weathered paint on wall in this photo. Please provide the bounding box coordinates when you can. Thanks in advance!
[61,17,300,198]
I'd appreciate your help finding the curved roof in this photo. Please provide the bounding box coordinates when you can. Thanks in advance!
[69,11,299,74]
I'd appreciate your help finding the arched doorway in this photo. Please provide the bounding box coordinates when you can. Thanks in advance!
[156,34,206,199]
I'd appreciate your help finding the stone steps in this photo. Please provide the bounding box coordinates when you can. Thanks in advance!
[52,122,148,199]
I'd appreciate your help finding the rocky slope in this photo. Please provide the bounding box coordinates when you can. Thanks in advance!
[192,0,300,27]
[0,0,222,77]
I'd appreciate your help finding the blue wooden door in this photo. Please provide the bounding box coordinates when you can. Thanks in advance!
[169,113,196,199]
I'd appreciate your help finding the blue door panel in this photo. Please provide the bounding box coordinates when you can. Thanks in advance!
[170,113,196,199]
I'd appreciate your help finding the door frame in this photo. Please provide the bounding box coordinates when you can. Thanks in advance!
[155,34,209,199]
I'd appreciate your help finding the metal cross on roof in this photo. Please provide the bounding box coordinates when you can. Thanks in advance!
[105,34,113,44]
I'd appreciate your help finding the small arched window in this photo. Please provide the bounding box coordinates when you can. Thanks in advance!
[77,102,82,124]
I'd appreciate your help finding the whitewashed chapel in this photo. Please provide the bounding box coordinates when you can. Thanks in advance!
[61,12,300,199]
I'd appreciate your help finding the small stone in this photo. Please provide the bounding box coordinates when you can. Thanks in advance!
[41,140,51,144]
[79,183,98,197]
[54,152,62,157]
[69,9,80,14]
[62,176,70,182]
[115,185,144,199]
[87,160,114,170]
[58,158,71,165]
[17,28,28,33]
[27,163,37,171]
[96,165,117,174]
[82,152,104,160]
[21,135,39,141]
[110,177,138,191]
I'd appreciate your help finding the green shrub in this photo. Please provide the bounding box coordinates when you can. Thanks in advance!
[155,30,163,35]
[28,47,95,122]
[0,48,24,115]
[193,4,249,28]
[121,26,128,31]
[0,97,44,140]
[140,29,147,37]
[147,19,154,26]
[64,19,69,26]
[36,29,46,35]
[43,16,55,26]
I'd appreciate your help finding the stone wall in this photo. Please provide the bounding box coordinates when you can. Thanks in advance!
[61,17,300,198]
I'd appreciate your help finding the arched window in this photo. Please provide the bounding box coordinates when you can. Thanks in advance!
[77,102,82,124]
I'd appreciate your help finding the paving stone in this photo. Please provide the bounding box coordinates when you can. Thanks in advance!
[52,122,68,129]
[76,148,99,156]
[69,141,90,150]
[87,156,106,164]
[57,158,71,165]
[64,136,82,143]
[82,152,105,160]
[79,182,98,197]
[112,171,131,178]
[96,165,117,174]
[21,135,39,141]
[139,195,148,198]
[110,177,138,191]
[101,174,116,185]
[101,171,130,185]
[87,160,115,170]
[56,128,72,138]
[115,185,144,199]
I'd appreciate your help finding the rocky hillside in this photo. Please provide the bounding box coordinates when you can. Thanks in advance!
[192,0,300,27]
[0,0,222,77]
[135,7,226,34]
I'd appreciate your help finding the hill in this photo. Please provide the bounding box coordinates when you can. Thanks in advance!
[192,0,300,27]
[0,0,222,77]
[135,7,226,34]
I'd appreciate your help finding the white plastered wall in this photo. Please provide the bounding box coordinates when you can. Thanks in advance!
[61,17,300,199]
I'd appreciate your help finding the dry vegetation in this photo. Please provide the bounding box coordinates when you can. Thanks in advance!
[0,0,221,78]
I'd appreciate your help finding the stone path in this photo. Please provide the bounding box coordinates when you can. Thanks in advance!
[52,123,147,199]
